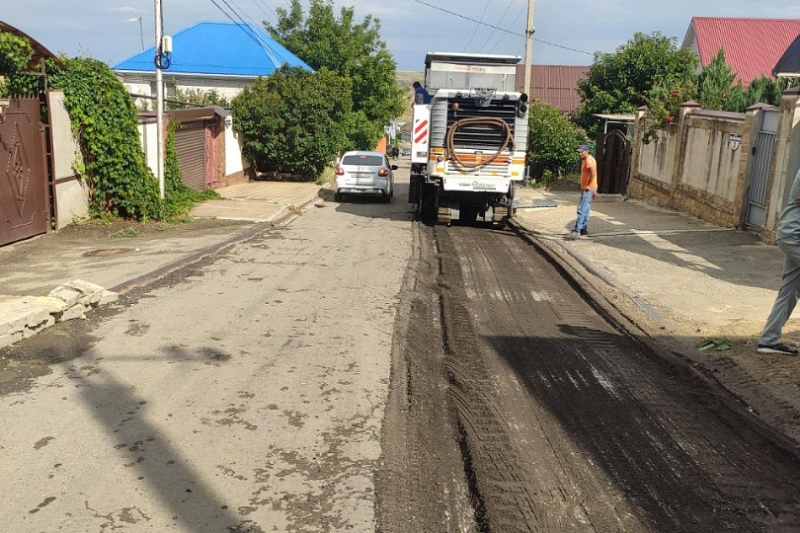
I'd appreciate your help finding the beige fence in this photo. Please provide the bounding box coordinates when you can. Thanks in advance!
[628,88,800,243]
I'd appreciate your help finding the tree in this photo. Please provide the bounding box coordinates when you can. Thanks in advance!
[576,32,698,136]
[642,52,798,142]
[527,99,588,183]
[745,76,796,108]
[231,65,351,179]
[265,0,404,149]
[697,48,745,111]
[642,74,696,142]
[0,32,39,96]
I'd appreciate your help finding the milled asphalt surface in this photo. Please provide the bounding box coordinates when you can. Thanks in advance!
[2,166,800,445]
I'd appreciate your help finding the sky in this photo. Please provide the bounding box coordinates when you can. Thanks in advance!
[2,0,800,71]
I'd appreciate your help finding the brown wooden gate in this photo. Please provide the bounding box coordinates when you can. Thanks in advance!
[0,97,49,246]
[596,129,631,195]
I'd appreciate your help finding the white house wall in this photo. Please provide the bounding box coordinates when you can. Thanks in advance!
[138,119,159,177]
[224,118,246,177]
[119,72,254,105]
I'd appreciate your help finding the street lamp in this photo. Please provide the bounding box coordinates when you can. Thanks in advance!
[124,16,145,50]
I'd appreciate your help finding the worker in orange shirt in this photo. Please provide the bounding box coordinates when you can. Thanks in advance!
[566,144,598,240]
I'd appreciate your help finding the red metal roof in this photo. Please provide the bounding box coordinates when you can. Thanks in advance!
[688,17,800,86]
[516,65,590,113]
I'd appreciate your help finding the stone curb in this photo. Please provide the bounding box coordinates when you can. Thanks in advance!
[0,280,118,349]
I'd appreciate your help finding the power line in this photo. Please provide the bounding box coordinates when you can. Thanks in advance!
[249,0,276,23]
[463,0,490,51]
[486,3,527,54]
[206,0,282,64]
[478,0,515,52]
[410,0,593,56]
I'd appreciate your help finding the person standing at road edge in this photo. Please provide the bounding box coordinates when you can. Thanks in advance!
[566,145,598,240]
[757,168,800,356]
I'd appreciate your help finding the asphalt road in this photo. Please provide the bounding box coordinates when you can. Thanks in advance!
[4,164,800,532]
[0,180,413,531]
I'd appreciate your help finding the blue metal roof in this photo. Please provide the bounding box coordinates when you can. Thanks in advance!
[113,21,312,76]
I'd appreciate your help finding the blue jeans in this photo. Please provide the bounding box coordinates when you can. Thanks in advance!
[574,189,596,232]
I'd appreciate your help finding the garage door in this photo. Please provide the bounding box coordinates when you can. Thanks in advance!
[174,122,206,191]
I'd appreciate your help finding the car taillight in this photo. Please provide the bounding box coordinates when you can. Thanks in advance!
[378,168,389,177]
[335,167,345,176]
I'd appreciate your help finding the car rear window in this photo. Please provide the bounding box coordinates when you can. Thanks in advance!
[342,155,384,166]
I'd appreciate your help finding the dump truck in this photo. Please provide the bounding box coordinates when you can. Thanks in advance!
[408,52,529,226]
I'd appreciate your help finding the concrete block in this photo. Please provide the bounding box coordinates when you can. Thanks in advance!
[65,279,105,305]
[60,304,86,322]
[97,290,119,306]
[28,296,69,316]
[49,285,83,308]
[0,330,24,349]
[0,298,51,331]
[24,315,56,338]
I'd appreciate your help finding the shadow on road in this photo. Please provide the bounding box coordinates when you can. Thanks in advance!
[75,348,260,532]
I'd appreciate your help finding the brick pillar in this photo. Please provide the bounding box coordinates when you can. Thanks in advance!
[628,106,648,196]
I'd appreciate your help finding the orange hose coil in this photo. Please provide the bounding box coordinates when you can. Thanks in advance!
[445,117,516,170]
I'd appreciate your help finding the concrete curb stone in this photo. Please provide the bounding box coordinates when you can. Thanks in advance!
[0,279,118,349]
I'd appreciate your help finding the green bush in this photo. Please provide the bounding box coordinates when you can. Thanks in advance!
[232,65,351,180]
[0,32,41,96]
[527,99,588,184]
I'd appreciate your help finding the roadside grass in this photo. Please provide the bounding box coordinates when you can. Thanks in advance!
[316,166,335,186]
[65,212,199,238]
[108,226,139,238]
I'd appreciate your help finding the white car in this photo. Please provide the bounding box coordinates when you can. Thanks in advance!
[334,151,397,203]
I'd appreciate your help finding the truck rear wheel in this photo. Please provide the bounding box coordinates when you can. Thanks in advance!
[460,206,478,224]
[419,184,438,221]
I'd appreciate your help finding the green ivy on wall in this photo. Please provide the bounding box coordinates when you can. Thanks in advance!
[2,34,219,220]
[48,57,161,219]
[45,56,215,220]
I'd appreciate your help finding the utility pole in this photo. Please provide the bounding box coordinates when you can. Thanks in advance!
[523,0,535,96]
[154,0,165,199]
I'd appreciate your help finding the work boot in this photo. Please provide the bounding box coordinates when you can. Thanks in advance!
[580,229,589,236]
[565,231,579,241]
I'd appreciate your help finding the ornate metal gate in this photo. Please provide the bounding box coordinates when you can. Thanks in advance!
[0,97,49,246]
[596,129,631,195]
